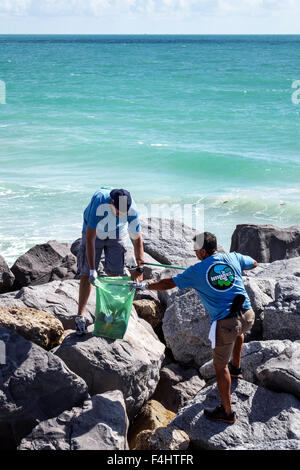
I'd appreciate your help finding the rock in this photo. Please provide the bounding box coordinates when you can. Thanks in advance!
[70,238,82,257]
[141,217,196,266]
[263,276,300,341]
[151,362,206,413]
[129,399,175,449]
[54,311,165,419]
[11,240,77,289]
[141,217,225,267]
[242,259,300,341]
[134,288,160,303]
[18,391,129,450]
[244,256,300,280]
[243,277,275,339]
[156,268,181,308]
[230,224,300,263]
[0,255,15,294]
[133,299,164,329]
[0,279,95,330]
[256,341,300,400]
[0,306,64,350]
[200,339,300,400]
[125,245,167,280]
[0,327,89,450]
[170,380,300,450]
[162,289,212,367]
[231,440,300,450]
[134,426,190,451]
[200,339,294,385]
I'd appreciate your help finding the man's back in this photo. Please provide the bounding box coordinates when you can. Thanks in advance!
[172,252,255,323]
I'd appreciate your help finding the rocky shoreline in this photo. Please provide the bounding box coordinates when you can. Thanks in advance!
[0,218,299,450]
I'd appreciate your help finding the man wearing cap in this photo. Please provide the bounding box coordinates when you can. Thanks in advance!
[75,187,144,335]
[133,232,258,424]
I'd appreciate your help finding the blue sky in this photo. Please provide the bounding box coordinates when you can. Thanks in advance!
[0,0,299,34]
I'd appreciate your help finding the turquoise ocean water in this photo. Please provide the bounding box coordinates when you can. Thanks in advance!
[0,35,300,265]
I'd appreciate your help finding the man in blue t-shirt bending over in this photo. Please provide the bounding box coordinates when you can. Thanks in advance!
[140,232,258,424]
[75,187,144,335]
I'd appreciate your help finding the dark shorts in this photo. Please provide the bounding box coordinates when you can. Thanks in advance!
[77,232,127,277]
[212,309,255,366]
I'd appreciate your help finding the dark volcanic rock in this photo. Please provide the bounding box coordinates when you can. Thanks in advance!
[0,255,15,294]
[0,327,88,450]
[230,224,300,263]
[11,240,77,289]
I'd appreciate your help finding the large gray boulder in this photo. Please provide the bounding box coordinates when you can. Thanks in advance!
[141,217,196,266]
[0,279,95,330]
[244,256,300,280]
[170,380,300,450]
[0,327,89,450]
[0,255,15,294]
[230,224,300,263]
[263,276,300,341]
[162,289,212,367]
[243,277,275,339]
[242,258,300,340]
[256,341,300,399]
[11,240,77,289]
[18,391,129,450]
[151,362,206,413]
[141,217,225,268]
[200,340,298,392]
[54,312,165,419]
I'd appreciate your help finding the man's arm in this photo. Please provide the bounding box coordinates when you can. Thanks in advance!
[86,225,96,270]
[131,232,144,267]
[130,233,144,282]
[148,277,176,291]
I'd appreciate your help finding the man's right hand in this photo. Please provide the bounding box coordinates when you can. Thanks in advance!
[130,281,149,291]
[89,269,98,285]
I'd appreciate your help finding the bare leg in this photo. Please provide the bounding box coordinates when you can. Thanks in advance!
[213,362,233,415]
[77,275,92,316]
[231,333,244,368]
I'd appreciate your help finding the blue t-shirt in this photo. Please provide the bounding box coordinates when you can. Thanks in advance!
[172,252,255,323]
[82,188,141,239]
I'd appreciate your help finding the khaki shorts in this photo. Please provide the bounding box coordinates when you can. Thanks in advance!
[77,232,127,277]
[212,309,255,366]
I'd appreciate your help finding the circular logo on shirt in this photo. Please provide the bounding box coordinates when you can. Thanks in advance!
[206,263,235,291]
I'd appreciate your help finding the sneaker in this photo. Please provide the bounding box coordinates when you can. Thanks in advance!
[75,316,87,336]
[228,361,243,379]
[204,405,237,424]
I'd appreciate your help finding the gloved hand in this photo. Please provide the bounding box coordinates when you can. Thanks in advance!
[130,281,149,291]
[89,269,98,285]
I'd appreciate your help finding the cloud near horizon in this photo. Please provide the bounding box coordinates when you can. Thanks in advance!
[0,0,298,18]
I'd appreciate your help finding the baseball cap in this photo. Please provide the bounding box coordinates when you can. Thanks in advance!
[110,188,132,213]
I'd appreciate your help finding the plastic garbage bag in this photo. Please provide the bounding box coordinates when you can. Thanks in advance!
[93,276,135,339]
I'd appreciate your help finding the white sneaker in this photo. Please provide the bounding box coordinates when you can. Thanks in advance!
[75,316,87,336]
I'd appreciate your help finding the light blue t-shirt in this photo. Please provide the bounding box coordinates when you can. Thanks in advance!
[172,252,255,323]
[82,188,141,239]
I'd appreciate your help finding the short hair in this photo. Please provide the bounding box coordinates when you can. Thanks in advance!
[110,188,132,212]
[193,232,217,255]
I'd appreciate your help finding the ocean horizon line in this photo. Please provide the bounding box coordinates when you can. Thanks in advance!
[1,33,300,36]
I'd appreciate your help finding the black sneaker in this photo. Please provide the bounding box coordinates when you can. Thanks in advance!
[204,405,237,424]
[228,361,243,379]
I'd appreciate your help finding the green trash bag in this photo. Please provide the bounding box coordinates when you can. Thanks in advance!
[93,276,135,339]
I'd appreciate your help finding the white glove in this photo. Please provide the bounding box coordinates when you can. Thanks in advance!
[130,281,149,291]
[89,269,98,285]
